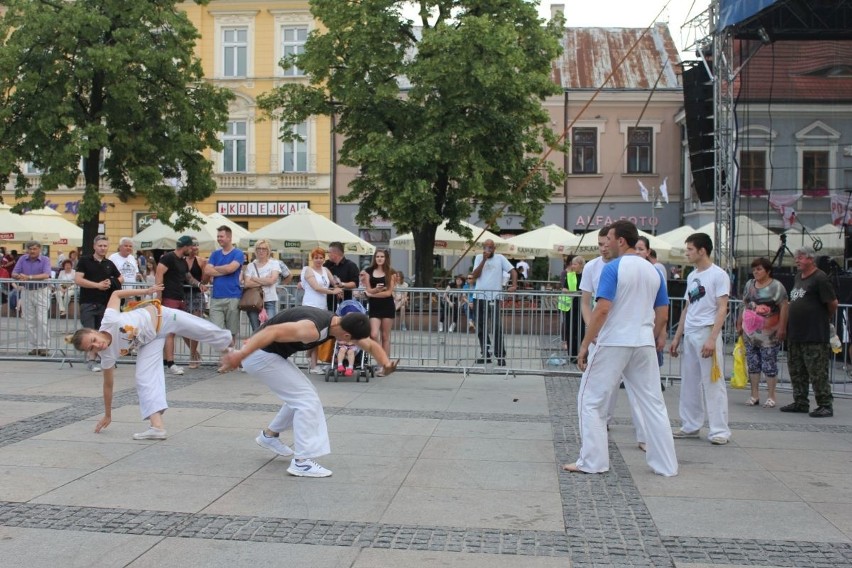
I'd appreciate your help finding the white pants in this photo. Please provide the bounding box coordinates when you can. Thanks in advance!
[679,327,730,439]
[242,350,331,459]
[575,345,678,476]
[605,374,648,444]
[23,287,51,350]
[135,308,233,420]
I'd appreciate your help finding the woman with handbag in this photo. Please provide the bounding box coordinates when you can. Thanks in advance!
[241,240,280,333]
[300,247,342,373]
[735,257,788,408]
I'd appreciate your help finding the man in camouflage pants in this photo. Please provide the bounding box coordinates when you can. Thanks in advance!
[782,247,838,418]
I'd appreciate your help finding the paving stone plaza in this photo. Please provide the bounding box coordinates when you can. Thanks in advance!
[1,361,851,567]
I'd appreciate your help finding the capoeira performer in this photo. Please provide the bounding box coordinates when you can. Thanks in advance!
[66,284,233,439]
[217,306,399,478]
[564,220,678,476]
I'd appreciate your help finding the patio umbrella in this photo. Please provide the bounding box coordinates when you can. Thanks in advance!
[655,225,696,258]
[506,224,581,258]
[239,208,375,254]
[783,223,845,258]
[390,220,511,256]
[552,228,674,263]
[695,215,776,260]
[0,207,60,244]
[133,209,251,251]
[23,208,83,247]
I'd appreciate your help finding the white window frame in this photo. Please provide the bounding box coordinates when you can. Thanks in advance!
[619,120,662,175]
[280,121,309,173]
[222,27,248,78]
[270,10,313,78]
[210,10,258,80]
[736,125,776,196]
[222,120,248,173]
[795,120,840,197]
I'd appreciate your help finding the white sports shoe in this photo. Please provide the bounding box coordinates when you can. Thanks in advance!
[448,323,456,332]
[309,367,325,375]
[438,322,444,332]
[255,430,294,457]
[167,365,185,376]
[132,427,167,440]
[87,361,102,373]
[287,458,332,478]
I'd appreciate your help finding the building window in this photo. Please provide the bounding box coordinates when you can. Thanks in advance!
[222,27,248,78]
[223,121,247,173]
[802,150,829,197]
[282,122,308,172]
[281,26,307,76]
[739,150,767,196]
[627,127,652,173]
[571,128,597,174]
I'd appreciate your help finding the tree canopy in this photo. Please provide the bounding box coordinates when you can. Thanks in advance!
[0,0,233,253]
[258,0,565,285]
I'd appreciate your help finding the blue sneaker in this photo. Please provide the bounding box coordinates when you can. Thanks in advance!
[287,458,332,478]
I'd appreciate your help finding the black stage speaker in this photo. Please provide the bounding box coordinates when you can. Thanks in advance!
[683,63,715,203]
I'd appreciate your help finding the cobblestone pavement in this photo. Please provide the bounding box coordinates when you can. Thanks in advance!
[0,363,851,567]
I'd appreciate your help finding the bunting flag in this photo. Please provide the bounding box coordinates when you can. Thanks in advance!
[659,177,669,203]
[767,193,800,229]
[637,180,649,202]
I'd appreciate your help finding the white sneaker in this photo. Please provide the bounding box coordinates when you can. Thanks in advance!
[309,367,325,375]
[167,365,185,376]
[255,430,294,457]
[438,322,444,332]
[87,361,102,373]
[287,458,332,478]
[132,427,167,440]
[448,323,456,332]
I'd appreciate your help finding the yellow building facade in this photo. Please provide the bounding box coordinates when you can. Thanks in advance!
[2,0,331,256]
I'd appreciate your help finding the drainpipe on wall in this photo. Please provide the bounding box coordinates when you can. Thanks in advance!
[563,89,569,230]
[330,113,338,222]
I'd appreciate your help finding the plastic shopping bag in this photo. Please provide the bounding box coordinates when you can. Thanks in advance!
[730,336,748,389]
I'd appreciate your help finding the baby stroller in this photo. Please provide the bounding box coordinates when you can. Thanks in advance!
[325,300,375,383]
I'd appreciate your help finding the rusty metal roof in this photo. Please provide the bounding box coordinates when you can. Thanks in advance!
[554,24,681,90]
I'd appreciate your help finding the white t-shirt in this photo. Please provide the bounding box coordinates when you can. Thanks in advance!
[98,307,158,370]
[108,252,140,289]
[516,260,530,279]
[473,252,514,300]
[684,263,730,331]
[246,260,280,303]
[300,266,331,309]
[579,256,608,297]
[595,254,668,347]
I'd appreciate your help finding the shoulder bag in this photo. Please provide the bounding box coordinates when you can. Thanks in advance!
[239,263,264,312]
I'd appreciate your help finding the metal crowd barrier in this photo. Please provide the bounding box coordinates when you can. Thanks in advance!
[0,278,849,395]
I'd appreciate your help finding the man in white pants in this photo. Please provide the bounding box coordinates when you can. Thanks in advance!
[564,220,677,476]
[218,306,399,478]
[581,227,648,451]
[669,232,731,445]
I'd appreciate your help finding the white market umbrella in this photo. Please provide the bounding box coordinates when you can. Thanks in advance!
[390,220,511,256]
[695,215,776,260]
[506,224,581,258]
[552,228,674,263]
[239,208,375,254]
[655,225,696,259]
[0,207,60,244]
[23,208,83,247]
[133,209,251,251]
[783,223,845,258]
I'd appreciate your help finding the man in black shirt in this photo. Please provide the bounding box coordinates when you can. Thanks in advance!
[75,235,123,372]
[155,236,204,375]
[323,241,360,312]
[218,306,398,478]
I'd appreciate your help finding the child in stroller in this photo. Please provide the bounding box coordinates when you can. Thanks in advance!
[325,299,375,382]
[335,340,361,377]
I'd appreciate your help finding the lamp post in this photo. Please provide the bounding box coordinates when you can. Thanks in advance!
[649,185,665,235]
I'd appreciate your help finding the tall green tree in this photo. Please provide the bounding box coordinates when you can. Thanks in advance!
[259,0,565,285]
[0,0,233,253]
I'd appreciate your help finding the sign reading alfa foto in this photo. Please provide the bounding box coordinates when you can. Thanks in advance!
[217,201,309,217]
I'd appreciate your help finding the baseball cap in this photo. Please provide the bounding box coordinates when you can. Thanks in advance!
[176,235,194,248]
